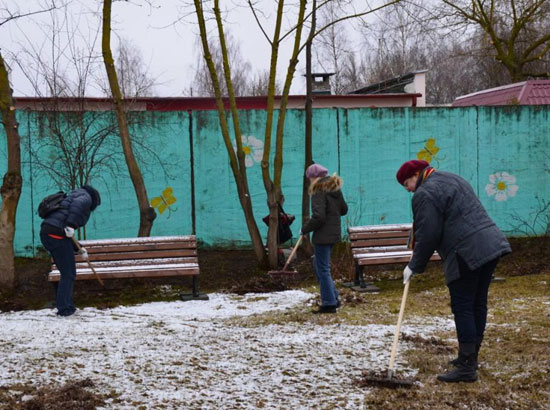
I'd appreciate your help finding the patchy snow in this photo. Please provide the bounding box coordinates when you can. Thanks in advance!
[0,290,453,409]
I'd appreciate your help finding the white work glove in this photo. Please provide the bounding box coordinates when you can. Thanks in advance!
[403,265,414,284]
[64,226,75,238]
[79,247,88,260]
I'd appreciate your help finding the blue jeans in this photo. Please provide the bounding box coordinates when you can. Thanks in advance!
[40,232,77,316]
[448,257,499,344]
[313,244,339,307]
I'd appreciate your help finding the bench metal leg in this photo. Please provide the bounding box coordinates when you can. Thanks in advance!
[351,264,380,293]
[354,262,364,287]
[192,276,199,297]
[179,276,209,301]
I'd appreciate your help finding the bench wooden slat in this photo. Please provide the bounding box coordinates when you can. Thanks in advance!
[349,231,410,240]
[49,265,200,281]
[73,249,197,262]
[51,256,199,271]
[350,238,409,248]
[79,241,197,254]
[348,223,413,233]
[78,235,196,246]
[352,245,410,254]
[356,252,441,265]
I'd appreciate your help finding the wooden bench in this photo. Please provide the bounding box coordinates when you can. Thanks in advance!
[347,224,441,292]
[47,235,207,300]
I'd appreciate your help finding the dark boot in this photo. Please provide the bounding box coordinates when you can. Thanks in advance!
[449,340,481,368]
[438,343,478,382]
[312,305,337,314]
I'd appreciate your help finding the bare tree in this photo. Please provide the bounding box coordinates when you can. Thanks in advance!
[313,1,361,94]
[246,69,281,96]
[102,0,156,237]
[95,38,157,98]
[436,0,550,82]
[360,0,432,84]
[187,32,252,97]
[0,0,61,292]
[0,51,22,292]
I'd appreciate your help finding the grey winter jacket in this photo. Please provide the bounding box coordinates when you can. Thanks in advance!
[40,188,94,236]
[408,170,511,284]
[301,175,348,245]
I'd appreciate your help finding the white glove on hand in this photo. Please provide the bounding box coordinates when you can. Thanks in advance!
[79,247,88,260]
[403,265,414,284]
[64,226,75,238]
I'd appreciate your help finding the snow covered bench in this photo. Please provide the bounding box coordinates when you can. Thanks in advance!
[47,235,205,299]
[347,224,441,292]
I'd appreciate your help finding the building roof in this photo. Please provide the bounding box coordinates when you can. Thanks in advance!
[452,80,550,106]
[14,93,423,111]
[349,70,428,95]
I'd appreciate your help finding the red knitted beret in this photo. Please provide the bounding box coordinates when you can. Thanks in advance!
[396,160,429,185]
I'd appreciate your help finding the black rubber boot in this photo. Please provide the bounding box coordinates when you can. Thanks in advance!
[438,343,478,382]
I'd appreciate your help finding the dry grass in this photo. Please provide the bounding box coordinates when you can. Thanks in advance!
[350,269,549,409]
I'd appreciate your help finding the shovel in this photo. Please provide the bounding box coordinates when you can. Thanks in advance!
[70,237,105,287]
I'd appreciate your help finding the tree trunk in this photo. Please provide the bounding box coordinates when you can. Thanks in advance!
[267,0,307,268]
[0,51,23,292]
[301,0,316,257]
[101,0,156,237]
[194,0,267,266]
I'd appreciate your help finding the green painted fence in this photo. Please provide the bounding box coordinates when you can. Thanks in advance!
[2,106,549,256]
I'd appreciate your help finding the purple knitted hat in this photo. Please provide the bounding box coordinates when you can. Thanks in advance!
[306,164,329,178]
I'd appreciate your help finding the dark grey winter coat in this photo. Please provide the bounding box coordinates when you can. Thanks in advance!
[41,188,96,236]
[408,170,511,284]
[301,175,348,245]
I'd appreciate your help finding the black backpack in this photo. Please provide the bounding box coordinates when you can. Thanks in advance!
[38,191,67,218]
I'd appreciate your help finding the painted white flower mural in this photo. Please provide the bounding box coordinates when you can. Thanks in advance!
[485,172,519,201]
[233,135,264,167]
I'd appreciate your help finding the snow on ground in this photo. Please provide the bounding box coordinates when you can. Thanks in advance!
[0,290,453,409]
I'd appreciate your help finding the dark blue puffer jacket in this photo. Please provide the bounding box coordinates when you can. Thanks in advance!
[41,188,93,234]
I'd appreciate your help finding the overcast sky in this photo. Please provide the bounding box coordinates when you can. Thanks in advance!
[1,0,367,97]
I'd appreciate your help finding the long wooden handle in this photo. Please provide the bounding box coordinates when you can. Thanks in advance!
[281,235,304,271]
[70,237,105,287]
[388,279,410,371]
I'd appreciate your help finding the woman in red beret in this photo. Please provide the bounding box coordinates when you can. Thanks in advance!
[396,160,511,382]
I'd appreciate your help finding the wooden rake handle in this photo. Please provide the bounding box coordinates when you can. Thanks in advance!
[388,277,410,372]
[70,236,105,287]
[281,234,304,271]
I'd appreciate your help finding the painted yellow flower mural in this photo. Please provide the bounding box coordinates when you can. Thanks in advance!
[417,138,440,163]
[485,172,519,201]
[151,187,177,214]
